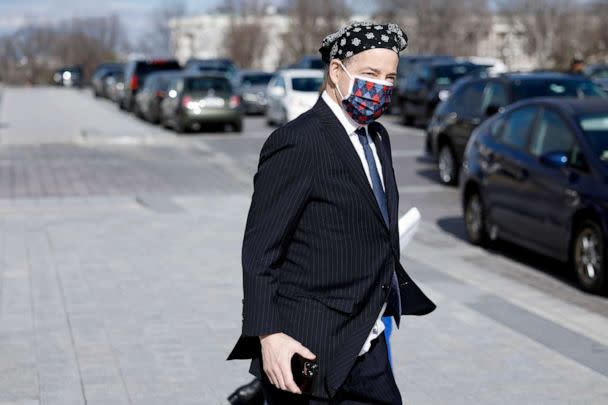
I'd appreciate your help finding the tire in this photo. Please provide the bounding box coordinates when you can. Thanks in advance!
[437,142,458,186]
[232,121,243,133]
[174,119,187,134]
[464,190,488,246]
[572,220,606,293]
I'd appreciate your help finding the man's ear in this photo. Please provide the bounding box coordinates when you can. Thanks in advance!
[328,59,342,89]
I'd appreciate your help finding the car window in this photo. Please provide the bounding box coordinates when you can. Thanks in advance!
[185,77,231,92]
[578,113,608,165]
[511,79,606,100]
[452,81,486,116]
[498,106,538,149]
[291,77,323,92]
[275,76,286,90]
[529,108,576,156]
[481,81,509,113]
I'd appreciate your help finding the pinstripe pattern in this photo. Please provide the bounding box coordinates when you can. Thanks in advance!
[227,97,436,400]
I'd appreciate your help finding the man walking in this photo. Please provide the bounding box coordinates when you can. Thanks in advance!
[227,21,436,404]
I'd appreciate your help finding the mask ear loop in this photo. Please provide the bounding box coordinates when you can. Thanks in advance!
[335,60,354,101]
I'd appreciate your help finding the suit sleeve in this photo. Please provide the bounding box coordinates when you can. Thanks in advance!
[241,129,314,337]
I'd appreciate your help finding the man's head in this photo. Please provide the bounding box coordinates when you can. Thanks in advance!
[324,48,399,104]
[318,21,407,104]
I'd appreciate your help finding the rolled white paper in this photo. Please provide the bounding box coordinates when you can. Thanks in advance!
[398,207,421,252]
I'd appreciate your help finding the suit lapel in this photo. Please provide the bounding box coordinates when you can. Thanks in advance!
[314,98,389,232]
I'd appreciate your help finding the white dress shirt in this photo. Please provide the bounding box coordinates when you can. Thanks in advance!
[320,90,388,356]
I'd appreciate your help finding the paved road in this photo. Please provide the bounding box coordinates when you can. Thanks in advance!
[0,86,607,404]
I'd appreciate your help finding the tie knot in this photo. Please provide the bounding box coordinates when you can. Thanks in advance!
[355,127,368,146]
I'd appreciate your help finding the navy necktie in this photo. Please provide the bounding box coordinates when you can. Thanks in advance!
[355,127,402,321]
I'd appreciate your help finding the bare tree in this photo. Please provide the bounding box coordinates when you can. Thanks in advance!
[376,0,491,57]
[141,0,187,57]
[0,14,128,85]
[222,0,270,68]
[279,0,351,66]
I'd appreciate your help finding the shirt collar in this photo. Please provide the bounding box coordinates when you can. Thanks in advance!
[321,90,365,136]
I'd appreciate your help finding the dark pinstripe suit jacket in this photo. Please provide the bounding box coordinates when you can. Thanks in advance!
[227,97,436,399]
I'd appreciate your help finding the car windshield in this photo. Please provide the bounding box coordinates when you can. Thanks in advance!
[577,114,608,164]
[242,74,272,86]
[433,64,486,86]
[512,79,606,100]
[185,77,231,92]
[291,77,323,92]
[139,61,181,74]
[589,67,608,79]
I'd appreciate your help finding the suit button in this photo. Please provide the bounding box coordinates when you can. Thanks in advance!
[381,284,388,290]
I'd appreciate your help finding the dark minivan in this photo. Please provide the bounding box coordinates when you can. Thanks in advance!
[428,72,606,185]
[120,59,181,112]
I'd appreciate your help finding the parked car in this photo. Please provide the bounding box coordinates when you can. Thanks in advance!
[393,55,453,113]
[109,72,125,104]
[120,59,181,112]
[52,66,83,87]
[462,57,508,75]
[399,61,489,126]
[584,64,608,92]
[184,58,238,84]
[461,98,608,293]
[265,69,324,126]
[428,72,607,185]
[160,73,243,133]
[104,71,124,103]
[134,70,181,123]
[235,70,273,114]
[91,63,123,98]
[290,55,325,70]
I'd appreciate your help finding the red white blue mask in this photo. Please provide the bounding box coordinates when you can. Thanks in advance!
[336,60,394,125]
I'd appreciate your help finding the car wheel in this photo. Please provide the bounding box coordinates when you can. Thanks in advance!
[572,220,606,293]
[232,121,243,133]
[464,191,488,246]
[175,120,187,134]
[438,143,458,186]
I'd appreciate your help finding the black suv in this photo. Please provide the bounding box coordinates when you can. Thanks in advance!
[399,61,488,126]
[120,59,181,112]
[427,72,607,185]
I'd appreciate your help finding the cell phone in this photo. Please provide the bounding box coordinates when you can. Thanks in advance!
[291,353,318,394]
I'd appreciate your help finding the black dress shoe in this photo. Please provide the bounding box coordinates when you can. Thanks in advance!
[227,378,265,405]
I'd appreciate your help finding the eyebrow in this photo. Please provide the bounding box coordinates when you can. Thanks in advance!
[361,66,397,77]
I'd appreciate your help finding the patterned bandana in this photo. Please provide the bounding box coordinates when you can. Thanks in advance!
[336,61,394,125]
[319,21,408,64]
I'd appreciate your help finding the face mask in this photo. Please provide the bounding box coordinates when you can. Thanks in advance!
[336,60,394,125]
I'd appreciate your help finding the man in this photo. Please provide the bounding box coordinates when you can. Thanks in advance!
[227,21,436,404]
[569,57,585,75]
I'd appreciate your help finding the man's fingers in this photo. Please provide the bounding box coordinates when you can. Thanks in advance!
[295,344,317,360]
[279,356,302,394]
[273,363,287,391]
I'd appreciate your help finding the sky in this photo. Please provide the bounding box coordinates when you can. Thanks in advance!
[0,0,379,40]
[0,0,224,38]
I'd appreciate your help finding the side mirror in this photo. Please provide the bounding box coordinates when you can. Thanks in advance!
[540,151,569,168]
[485,104,501,117]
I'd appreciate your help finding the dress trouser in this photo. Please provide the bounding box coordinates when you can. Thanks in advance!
[260,331,402,405]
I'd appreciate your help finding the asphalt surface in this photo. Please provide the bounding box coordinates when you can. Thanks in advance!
[0,85,607,404]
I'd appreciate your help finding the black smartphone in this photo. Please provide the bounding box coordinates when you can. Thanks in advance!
[291,353,318,394]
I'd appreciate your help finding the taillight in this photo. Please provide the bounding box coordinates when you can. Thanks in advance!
[181,95,192,108]
[130,75,138,90]
[229,95,240,108]
[156,90,166,98]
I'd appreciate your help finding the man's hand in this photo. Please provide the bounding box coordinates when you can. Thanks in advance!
[259,332,316,394]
